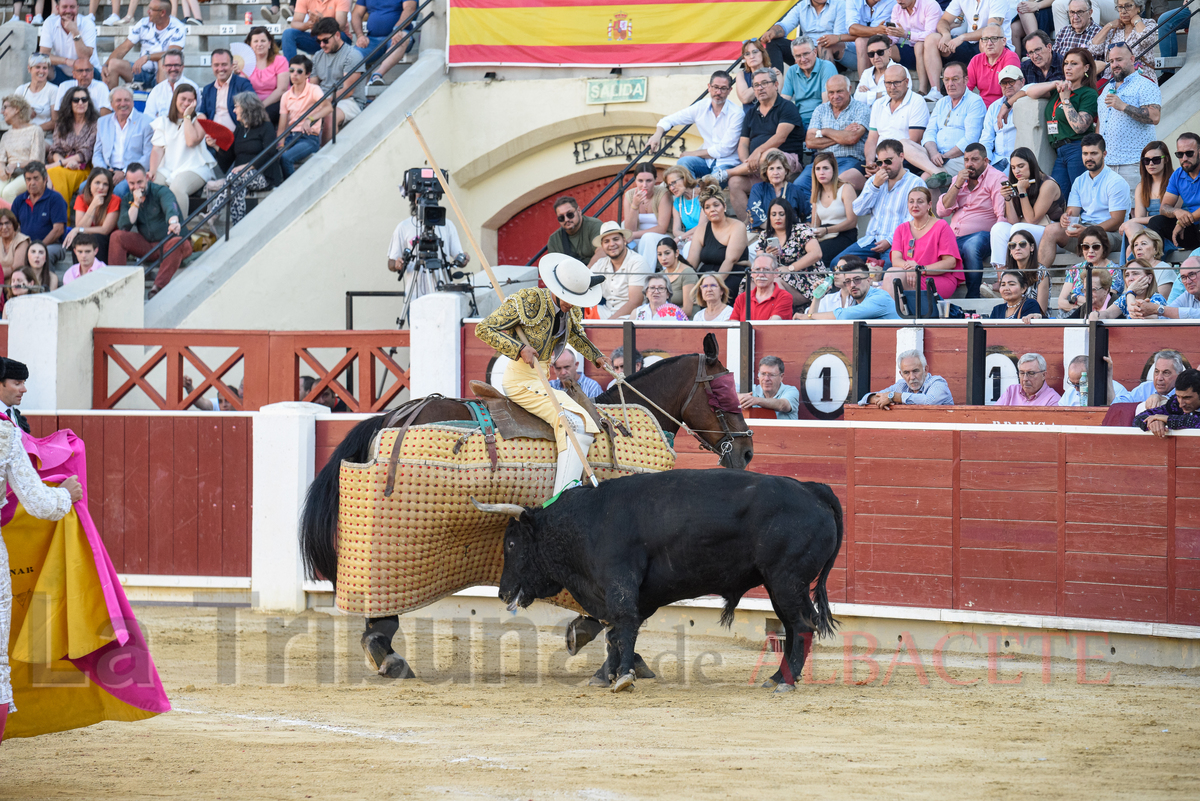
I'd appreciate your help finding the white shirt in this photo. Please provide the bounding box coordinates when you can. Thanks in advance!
[656,97,745,161]
[54,79,111,112]
[126,16,188,76]
[869,89,930,142]
[143,76,200,119]
[855,62,893,104]
[39,14,103,70]
[945,0,1013,47]
[112,115,131,168]
[592,249,650,319]
[386,216,465,261]
[15,83,56,129]
[149,116,216,182]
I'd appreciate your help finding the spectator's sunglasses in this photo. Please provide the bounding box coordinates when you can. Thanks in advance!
[1175,149,1196,159]
[1143,154,1163,165]
[1009,240,1029,250]
[316,35,335,45]
[71,94,90,104]
[845,275,871,285]
[556,210,577,222]
[867,47,888,58]
[1081,242,1105,252]
[875,157,897,167]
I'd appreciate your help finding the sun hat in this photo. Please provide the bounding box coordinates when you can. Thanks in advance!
[591,220,634,248]
[539,253,605,307]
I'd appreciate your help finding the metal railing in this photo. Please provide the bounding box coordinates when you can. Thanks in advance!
[134,0,435,274]
[1130,0,1200,66]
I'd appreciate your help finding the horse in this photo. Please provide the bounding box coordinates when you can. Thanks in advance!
[299,333,754,679]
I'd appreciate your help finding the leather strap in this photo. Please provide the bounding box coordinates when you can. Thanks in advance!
[383,395,440,497]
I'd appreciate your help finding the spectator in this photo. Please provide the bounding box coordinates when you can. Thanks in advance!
[1099,257,1165,318]
[859,349,953,407]
[1002,229,1052,312]
[548,348,603,399]
[1053,0,1102,59]
[1044,48,1099,195]
[1038,134,1129,270]
[198,49,255,174]
[808,152,860,266]
[276,56,324,178]
[64,167,119,261]
[1021,30,1065,86]
[1146,133,1200,255]
[632,274,690,321]
[61,232,106,285]
[1059,354,1126,406]
[914,62,985,182]
[24,241,57,292]
[38,0,101,85]
[284,0,352,62]
[733,40,783,108]
[356,0,418,83]
[737,355,800,420]
[796,74,870,214]
[241,28,290,126]
[52,58,111,127]
[209,93,284,228]
[816,260,854,312]
[979,66,1022,170]
[310,17,367,146]
[886,0,942,95]
[591,220,649,320]
[110,163,192,298]
[622,163,670,259]
[143,51,198,121]
[93,87,153,199]
[102,0,187,91]
[386,187,466,274]
[547,197,603,267]
[305,380,349,411]
[759,0,853,70]
[839,137,923,269]
[108,0,203,27]
[1118,142,1171,262]
[863,65,928,168]
[1012,3,1054,58]
[845,0,901,77]
[731,252,808,320]
[260,0,295,23]
[1132,256,1200,319]
[184,376,245,411]
[0,96,47,204]
[781,37,836,128]
[1058,225,1124,315]
[991,148,1063,278]
[808,256,901,318]
[1135,369,1200,436]
[1067,253,1116,317]
[935,143,1005,298]
[998,353,1062,405]
[691,184,748,296]
[1111,349,1184,405]
[655,237,698,316]
[1089,0,1157,84]
[756,197,826,302]
[150,84,217,219]
[966,26,1020,109]
[15,54,56,139]
[46,87,97,208]
[718,68,805,221]
[2,267,37,319]
[989,269,1044,319]
[12,162,67,263]
[0,210,30,280]
[856,34,896,104]
[1127,229,1179,301]
[888,185,965,298]
[748,149,804,231]
[664,166,703,257]
[691,273,733,321]
[1096,42,1160,196]
[923,0,1009,100]
[648,72,743,184]
[610,346,643,376]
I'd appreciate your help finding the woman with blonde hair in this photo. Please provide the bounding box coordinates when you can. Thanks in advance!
[809,151,858,266]
[1099,257,1167,319]
[0,95,45,204]
[14,54,55,138]
[691,183,749,296]
[664,165,702,257]
[622,162,671,259]
[1128,228,1181,301]
[735,39,781,105]
[691,272,733,321]
[1119,142,1171,262]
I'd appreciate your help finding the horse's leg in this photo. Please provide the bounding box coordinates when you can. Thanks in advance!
[362,615,415,679]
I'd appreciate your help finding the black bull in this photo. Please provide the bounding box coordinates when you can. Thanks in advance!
[474,469,844,692]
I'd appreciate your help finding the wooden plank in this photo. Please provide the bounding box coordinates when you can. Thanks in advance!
[846,406,1107,425]
[951,430,960,610]
[122,416,149,574]
[959,519,1058,551]
[855,458,953,488]
[960,430,1060,462]
[102,416,125,570]
[1177,467,1200,499]
[746,455,846,484]
[1062,583,1168,623]
[922,326,968,403]
[956,577,1058,615]
[1065,433,1166,466]
[853,429,954,460]
[1065,463,1168,495]
[80,415,105,539]
[147,417,174,575]
[221,418,251,577]
[960,489,1058,522]
[845,427,855,602]
[743,426,847,458]
[1173,559,1200,590]
[1168,437,1177,625]
[1174,589,1200,626]
[1065,492,1167,527]
[1065,523,1167,557]
[856,486,953,517]
[1065,552,1168,587]
[854,571,953,608]
[826,566,847,602]
[1056,432,1067,617]
[958,548,1058,582]
[853,543,952,575]
[1178,437,1200,468]
[196,418,224,576]
[959,460,1059,491]
[172,417,199,576]
[853,513,951,546]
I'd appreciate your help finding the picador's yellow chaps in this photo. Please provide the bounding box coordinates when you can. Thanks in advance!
[335,406,676,617]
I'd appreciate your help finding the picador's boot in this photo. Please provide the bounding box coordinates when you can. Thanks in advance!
[551,416,593,497]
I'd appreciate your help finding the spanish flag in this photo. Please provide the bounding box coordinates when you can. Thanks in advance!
[448,0,795,67]
[3,429,169,739]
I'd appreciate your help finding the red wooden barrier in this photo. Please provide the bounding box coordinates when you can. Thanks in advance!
[0,322,8,358]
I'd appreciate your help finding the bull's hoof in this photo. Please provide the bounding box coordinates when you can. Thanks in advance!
[566,616,606,656]
[378,653,416,679]
[771,682,796,694]
[361,632,392,672]
[610,671,636,693]
[633,655,656,679]
[588,668,612,687]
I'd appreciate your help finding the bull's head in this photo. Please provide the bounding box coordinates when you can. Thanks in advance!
[471,498,564,611]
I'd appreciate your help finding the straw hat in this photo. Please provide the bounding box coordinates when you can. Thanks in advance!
[591,220,634,248]
[538,253,605,307]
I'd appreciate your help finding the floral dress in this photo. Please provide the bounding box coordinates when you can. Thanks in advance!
[770,223,829,305]
[1115,291,1166,318]
[1067,263,1125,297]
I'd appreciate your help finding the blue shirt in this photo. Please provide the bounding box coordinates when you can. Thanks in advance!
[1059,378,1127,406]
[1111,379,1176,405]
[777,0,847,37]
[752,383,801,420]
[1166,167,1200,213]
[1097,73,1161,166]
[781,58,838,126]
[833,286,901,319]
[921,91,986,155]
[356,0,410,36]
[549,374,603,399]
[858,373,953,405]
[13,188,68,241]
[979,95,1016,163]
[844,0,896,31]
[748,181,805,230]
[853,169,924,246]
[1067,166,1131,225]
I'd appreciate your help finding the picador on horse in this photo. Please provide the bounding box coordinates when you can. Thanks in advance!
[299,253,754,682]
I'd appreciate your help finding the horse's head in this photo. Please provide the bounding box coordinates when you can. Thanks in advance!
[681,333,754,469]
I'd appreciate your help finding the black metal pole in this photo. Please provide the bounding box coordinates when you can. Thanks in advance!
[740,320,753,392]
[965,320,986,405]
[852,321,871,403]
[622,321,636,376]
[1083,264,1093,323]
[1087,320,1110,406]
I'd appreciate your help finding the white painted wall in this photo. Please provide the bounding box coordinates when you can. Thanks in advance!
[409,293,463,398]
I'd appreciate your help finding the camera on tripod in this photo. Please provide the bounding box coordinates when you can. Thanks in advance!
[394,167,477,326]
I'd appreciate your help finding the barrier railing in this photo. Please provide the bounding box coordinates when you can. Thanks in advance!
[93,328,410,411]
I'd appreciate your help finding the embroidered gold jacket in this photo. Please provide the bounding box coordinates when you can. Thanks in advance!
[475,288,604,365]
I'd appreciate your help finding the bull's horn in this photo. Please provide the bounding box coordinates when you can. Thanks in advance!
[469,497,525,517]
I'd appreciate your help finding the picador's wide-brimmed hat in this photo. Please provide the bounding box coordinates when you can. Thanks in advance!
[591,220,634,248]
[539,253,605,308]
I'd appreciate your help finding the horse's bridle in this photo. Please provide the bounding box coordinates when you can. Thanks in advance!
[678,357,755,462]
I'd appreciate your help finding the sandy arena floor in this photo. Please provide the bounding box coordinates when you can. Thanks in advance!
[4,605,1200,800]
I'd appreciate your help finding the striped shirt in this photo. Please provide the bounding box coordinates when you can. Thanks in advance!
[853,169,924,247]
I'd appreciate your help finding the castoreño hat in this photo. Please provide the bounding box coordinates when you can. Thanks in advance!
[539,253,605,308]
[591,220,634,248]
[998,65,1023,83]
[0,357,29,382]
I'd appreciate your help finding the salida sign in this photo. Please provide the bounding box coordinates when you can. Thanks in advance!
[585,77,647,104]
[573,133,683,164]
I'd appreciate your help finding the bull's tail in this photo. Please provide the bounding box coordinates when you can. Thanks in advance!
[299,412,388,583]
[807,482,843,640]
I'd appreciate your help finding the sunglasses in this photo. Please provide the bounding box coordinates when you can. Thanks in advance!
[868,49,888,57]
[875,157,896,167]
[556,211,576,222]
[72,96,89,103]
[316,36,334,44]
[1081,243,1105,251]
[1009,240,1029,250]
[1143,155,1163,165]
[1176,150,1196,159]
[846,276,871,285]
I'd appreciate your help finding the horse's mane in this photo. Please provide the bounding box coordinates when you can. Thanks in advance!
[593,353,695,404]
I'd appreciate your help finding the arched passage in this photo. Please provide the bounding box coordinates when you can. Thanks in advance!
[497,174,629,265]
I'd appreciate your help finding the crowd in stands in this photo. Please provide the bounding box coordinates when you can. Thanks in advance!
[0,0,416,300]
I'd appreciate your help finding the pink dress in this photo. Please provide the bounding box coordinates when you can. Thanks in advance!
[244,54,289,102]
[892,218,964,299]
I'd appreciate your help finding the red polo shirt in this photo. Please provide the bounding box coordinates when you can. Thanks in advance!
[967,49,1020,106]
[731,282,794,321]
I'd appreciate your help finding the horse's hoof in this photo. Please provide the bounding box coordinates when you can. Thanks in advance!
[566,616,606,656]
[633,654,656,679]
[361,632,392,672]
[772,682,796,694]
[610,672,635,693]
[378,653,416,679]
[588,673,611,687]
[760,678,778,689]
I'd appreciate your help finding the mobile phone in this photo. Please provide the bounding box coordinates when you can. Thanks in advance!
[766,236,780,250]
